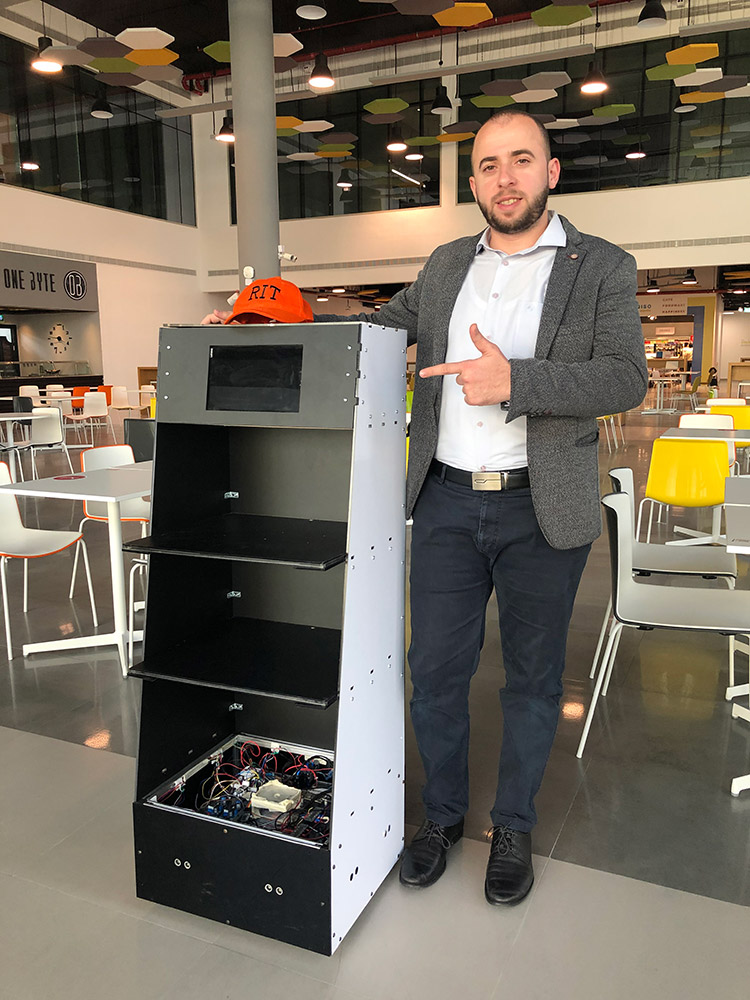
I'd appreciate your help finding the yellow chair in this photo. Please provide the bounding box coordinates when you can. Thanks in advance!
[636,438,730,545]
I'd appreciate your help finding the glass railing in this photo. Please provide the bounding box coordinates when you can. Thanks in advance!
[0,360,93,379]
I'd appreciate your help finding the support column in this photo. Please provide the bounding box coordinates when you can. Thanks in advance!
[228,0,280,280]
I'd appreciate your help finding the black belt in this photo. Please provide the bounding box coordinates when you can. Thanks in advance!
[430,459,530,492]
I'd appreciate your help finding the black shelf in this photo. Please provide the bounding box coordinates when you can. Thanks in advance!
[130,617,340,707]
[124,513,347,570]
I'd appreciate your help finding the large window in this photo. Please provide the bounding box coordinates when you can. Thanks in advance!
[0,32,195,224]
[230,80,440,223]
[457,30,750,200]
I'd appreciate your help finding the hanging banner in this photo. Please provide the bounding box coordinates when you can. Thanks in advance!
[0,250,98,311]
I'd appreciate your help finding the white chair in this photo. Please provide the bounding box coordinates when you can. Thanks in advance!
[139,384,156,415]
[678,412,738,470]
[45,384,64,392]
[64,391,112,445]
[706,397,745,408]
[29,407,74,477]
[0,429,31,482]
[111,385,141,421]
[577,491,750,758]
[69,444,150,599]
[590,467,738,685]
[47,391,73,418]
[0,461,97,661]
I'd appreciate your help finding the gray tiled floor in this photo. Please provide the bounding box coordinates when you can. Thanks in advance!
[2,409,750,996]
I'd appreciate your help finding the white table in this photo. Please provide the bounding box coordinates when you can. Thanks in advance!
[660,427,750,444]
[721,476,750,797]
[641,374,681,415]
[0,462,152,675]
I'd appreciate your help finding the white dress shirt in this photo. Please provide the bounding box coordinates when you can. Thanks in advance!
[435,211,567,472]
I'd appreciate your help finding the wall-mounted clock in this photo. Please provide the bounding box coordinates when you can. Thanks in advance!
[48,323,72,354]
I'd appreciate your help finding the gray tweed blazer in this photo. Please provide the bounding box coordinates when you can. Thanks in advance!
[322,215,648,549]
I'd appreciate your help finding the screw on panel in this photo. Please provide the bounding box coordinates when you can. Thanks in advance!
[224,491,239,499]
[265,884,273,892]
[166,345,171,350]
[174,859,182,866]
[228,703,243,711]
[163,395,169,400]
[184,861,191,870]
[275,887,284,896]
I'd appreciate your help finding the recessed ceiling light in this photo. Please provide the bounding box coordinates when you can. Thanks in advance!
[316,294,329,301]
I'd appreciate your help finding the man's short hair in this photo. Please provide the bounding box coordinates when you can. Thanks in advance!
[474,110,552,163]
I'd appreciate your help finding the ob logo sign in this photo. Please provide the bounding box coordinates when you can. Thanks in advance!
[63,270,87,300]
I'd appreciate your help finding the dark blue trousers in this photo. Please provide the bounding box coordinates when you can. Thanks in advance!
[408,469,591,833]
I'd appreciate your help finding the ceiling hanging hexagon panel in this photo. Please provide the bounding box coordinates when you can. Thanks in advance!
[325,132,359,143]
[405,135,441,145]
[127,49,179,67]
[531,5,593,27]
[276,116,304,128]
[116,27,174,49]
[363,112,406,124]
[701,76,747,93]
[363,97,410,113]
[666,43,719,66]
[294,120,335,132]
[44,46,91,67]
[436,132,474,142]
[673,67,723,87]
[89,57,138,73]
[443,120,482,133]
[78,37,131,58]
[522,71,571,90]
[680,90,725,103]
[204,40,231,62]
[273,34,303,57]
[592,104,636,117]
[726,83,750,98]
[94,73,143,86]
[481,79,526,96]
[134,64,182,82]
[434,3,492,26]
[471,94,516,108]
[646,63,696,81]
[512,89,558,103]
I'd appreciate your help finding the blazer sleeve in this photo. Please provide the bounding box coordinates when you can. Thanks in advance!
[506,252,648,420]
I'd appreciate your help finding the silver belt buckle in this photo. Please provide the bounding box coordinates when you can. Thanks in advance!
[471,471,505,491]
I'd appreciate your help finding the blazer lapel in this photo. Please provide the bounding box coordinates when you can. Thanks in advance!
[535,218,586,359]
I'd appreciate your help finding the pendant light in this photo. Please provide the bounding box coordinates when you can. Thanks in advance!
[430,84,452,117]
[637,0,667,30]
[31,35,61,72]
[625,148,646,160]
[21,159,40,171]
[215,116,235,142]
[386,128,407,153]
[296,3,326,18]
[580,62,608,95]
[682,268,698,285]
[405,152,423,162]
[646,274,659,293]
[91,97,113,119]
[336,169,353,190]
[309,53,334,89]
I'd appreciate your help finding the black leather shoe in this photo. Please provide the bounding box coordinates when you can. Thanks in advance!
[484,826,534,905]
[399,818,464,888]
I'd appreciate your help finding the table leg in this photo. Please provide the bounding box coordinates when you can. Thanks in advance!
[22,499,130,676]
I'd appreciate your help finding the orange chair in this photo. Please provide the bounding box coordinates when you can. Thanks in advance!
[97,385,113,405]
[71,385,92,411]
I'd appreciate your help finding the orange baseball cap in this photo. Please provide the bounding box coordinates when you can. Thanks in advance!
[224,276,314,325]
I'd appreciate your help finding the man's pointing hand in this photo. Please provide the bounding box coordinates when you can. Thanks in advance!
[419,324,511,406]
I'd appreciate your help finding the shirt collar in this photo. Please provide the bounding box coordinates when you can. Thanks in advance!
[475,210,567,257]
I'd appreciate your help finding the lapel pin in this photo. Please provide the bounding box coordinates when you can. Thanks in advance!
[568,253,579,260]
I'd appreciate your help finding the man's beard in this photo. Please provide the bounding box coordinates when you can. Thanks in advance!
[478,186,549,235]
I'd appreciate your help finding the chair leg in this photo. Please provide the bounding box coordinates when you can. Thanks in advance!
[31,447,38,480]
[577,622,624,758]
[62,442,74,474]
[1,556,11,661]
[602,627,625,697]
[69,538,82,599]
[78,539,99,629]
[23,559,29,613]
[636,498,647,541]
[590,595,613,679]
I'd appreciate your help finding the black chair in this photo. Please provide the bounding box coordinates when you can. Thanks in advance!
[12,396,33,438]
[123,418,155,462]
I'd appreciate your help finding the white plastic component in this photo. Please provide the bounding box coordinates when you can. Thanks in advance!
[251,780,302,816]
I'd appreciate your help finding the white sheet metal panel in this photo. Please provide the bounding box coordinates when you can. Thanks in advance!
[329,322,407,952]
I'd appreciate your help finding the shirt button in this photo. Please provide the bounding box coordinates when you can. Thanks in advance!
[477,421,483,428]
[492,292,499,299]
[502,260,509,267]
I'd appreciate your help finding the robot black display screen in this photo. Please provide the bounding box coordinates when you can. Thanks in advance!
[207,345,303,412]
